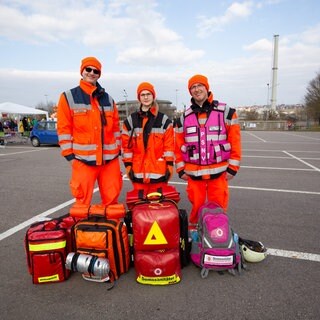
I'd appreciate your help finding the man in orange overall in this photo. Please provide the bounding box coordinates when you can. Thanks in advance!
[57,56,122,205]
[175,74,241,227]
[121,82,174,194]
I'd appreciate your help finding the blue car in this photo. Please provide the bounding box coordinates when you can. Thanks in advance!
[30,121,59,147]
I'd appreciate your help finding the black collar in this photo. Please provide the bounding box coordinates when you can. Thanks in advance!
[191,99,212,114]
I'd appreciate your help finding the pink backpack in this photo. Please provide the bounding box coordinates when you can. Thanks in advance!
[190,202,243,278]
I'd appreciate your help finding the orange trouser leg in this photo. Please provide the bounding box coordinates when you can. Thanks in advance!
[98,158,122,206]
[187,179,207,225]
[187,173,229,225]
[207,173,229,211]
[70,160,99,205]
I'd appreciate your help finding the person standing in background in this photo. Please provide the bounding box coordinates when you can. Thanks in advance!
[22,117,28,132]
[18,119,24,134]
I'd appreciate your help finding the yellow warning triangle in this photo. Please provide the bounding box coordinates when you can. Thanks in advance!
[143,221,168,245]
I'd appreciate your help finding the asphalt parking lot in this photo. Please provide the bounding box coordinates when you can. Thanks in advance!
[1,130,320,320]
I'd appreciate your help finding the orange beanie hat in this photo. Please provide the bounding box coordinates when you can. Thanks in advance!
[137,82,156,100]
[188,74,209,93]
[80,57,102,74]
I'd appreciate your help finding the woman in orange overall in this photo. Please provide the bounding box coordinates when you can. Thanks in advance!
[121,82,174,194]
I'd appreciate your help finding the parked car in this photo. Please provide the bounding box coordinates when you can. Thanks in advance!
[30,121,59,147]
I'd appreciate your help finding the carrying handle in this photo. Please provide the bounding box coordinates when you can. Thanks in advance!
[88,204,106,218]
[70,203,91,219]
[90,203,126,219]
[70,203,125,219]
[146,192,163,203]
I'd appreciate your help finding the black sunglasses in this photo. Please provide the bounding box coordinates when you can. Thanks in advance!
[85,67,100,75]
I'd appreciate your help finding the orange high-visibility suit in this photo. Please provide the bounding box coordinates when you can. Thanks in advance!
[57,79,122,205]
[121,104,174,194]
[175,93,241,225]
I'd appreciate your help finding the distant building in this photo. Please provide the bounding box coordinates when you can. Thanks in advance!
[117,99,178,123]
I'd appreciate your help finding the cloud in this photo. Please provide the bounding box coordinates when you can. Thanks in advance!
[0,0,201,65]
[196,1,254,38]
[0,0,319,107]
[117,44,204,66]
[243,38,273,52]
[184,22,320,106]
[293,23,320,45]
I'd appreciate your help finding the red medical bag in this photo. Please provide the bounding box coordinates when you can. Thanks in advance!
[126,185,180,210]
[25,214,79,284]
[131,196,181,285]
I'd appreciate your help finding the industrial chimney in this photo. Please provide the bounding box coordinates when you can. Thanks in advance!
[270,35,279,110]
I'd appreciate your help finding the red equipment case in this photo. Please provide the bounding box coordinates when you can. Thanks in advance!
[25,214,79,284]
[131,195,181,285]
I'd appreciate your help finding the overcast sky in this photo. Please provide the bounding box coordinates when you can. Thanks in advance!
[1,0,320,110]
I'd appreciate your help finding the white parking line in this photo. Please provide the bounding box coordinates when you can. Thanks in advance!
[283,151,320,172]
[230,185,320,195]
[245,132,267,142]
[0,199,75,241]
[283,132,320,141]
[241,166,315,171]
[267,248,320,262]
[169,180,320,195]
[0,187,97,241]
[0,148,50,156]
[243,149,320,153]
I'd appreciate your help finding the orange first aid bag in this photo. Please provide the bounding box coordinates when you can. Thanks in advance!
[73,216,130,281]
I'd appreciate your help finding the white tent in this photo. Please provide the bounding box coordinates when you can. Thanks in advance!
[0,102,48,120]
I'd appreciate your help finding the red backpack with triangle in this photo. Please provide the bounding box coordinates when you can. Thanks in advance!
[130,192,181,285]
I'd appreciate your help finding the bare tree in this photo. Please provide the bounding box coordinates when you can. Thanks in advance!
[304,71,320,125]
[262,109,278,120]
[244,110,259,120]
[35,101,56,116]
